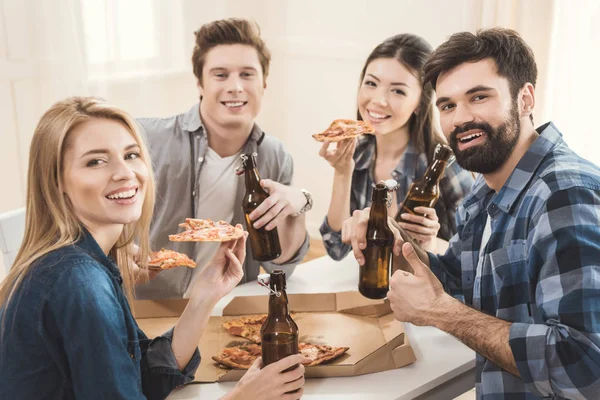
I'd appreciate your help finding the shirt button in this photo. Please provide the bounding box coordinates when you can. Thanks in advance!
[192,190,196,197]
[198,157,203,162]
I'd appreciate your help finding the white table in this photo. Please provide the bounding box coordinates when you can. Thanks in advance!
[168,255,476,400]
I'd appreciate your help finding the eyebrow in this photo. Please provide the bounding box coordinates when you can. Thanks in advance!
[435,85,496,107]
[80,143,139,158]
[366,73,409,87]
[209,66,258,73]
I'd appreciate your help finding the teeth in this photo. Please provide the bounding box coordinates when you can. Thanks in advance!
[224,102,244,107]
[368,110,389,119]
[460,132,484,142]
[107,189,136,199]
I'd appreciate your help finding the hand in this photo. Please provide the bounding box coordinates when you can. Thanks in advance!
[341,208,403,266]
[397,206,441,252]
[190,230,248,301]
[128,243,161,284]
[249,180,307,231]
[224,355,308,400]
[318,139,357,175]
[388,242,447,326]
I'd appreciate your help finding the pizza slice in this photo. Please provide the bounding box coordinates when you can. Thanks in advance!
[299,342,350,367]
[211,342,349,369]
[221,315,267,344]
[169,218,245,242]
[148,248,196,270]
[212,343,262,369]
[312,119,375,142]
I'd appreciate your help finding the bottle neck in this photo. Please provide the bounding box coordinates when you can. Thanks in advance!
[244,167,261,189]
[370,189,388,220]
[268,291,290,317]
[423,159,448,184]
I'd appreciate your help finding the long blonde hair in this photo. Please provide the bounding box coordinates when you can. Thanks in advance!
[0,97,155,317]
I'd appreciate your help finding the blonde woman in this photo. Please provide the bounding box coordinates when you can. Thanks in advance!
[0,97,306,400]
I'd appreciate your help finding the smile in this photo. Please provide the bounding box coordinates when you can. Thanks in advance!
[367,109,390,120]
[221,101,248,108]
[459,131,485,143]
[106,188,137,200]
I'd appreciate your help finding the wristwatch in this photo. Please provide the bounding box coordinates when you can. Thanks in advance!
[291,189,313,217]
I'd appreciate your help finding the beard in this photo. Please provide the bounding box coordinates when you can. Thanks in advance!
[449,102,521,174]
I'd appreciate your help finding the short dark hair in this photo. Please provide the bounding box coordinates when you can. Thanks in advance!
[191,18,271,85]
[423,28,537,101]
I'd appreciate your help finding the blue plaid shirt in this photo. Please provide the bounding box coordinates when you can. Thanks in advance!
[429,122,600,399]
[320,135,474,260]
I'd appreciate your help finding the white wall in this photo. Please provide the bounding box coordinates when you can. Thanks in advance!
[0,0,580,240]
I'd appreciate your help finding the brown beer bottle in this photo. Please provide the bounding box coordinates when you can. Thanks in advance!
[238,153,282,261]
[394,144,455,222]
[261,270,299,371]
[359,181,395,299]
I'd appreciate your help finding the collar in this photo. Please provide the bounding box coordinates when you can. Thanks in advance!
[179,102,264,144]
[354,135,421,179]
[462,121,562,214]
[75,227,122,281]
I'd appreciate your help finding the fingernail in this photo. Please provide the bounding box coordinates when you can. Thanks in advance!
[357,258,364,265]
[359,242,366,250]
[401,214,409,218]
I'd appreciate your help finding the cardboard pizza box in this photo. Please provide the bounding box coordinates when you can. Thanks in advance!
[134,291,416,382]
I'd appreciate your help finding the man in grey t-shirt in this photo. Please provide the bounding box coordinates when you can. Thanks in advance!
[136,18,311,299]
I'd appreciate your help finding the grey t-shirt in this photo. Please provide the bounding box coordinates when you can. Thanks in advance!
[135,103,309,299]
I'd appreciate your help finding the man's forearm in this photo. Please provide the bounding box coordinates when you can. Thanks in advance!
[273,214,307,264]
[432,295,520,377]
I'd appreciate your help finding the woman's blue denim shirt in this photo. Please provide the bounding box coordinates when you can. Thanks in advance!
[0,230,200,400]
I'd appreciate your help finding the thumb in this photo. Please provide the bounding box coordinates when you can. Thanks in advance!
[248,356,263,372]
[402,242,428,276]
[260,179,274,193]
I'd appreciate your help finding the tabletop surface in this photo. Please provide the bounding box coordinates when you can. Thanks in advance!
[167,254,476,400]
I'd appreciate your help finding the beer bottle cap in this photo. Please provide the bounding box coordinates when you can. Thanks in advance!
[257,274,281,297]
[257,273,270,285]
[383,179,398,191]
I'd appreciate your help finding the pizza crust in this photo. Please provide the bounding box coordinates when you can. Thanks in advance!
[147,248,196,270]
[168,218,245,242]
[312,119,375,142]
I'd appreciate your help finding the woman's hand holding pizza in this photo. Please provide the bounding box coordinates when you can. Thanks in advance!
[318,138,357,175]
[190,230,248,302]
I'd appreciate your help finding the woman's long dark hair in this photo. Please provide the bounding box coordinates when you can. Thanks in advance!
[357,34,446,162]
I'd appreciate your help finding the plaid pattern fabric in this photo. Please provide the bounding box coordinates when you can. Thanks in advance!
[320,135,474,260]
[430,122,600,399]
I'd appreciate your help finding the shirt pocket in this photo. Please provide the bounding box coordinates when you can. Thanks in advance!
[487,240,530,320]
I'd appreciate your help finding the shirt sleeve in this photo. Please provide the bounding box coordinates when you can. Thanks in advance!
[319,215,352,261]
[48,265,199,400]
[47,265,147,399]
[508,187,600,399]
[438,162,475,240]
[428,233,464,297]
[138,327,200,400]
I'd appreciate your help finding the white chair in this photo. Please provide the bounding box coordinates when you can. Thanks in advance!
[0,208,26,276]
